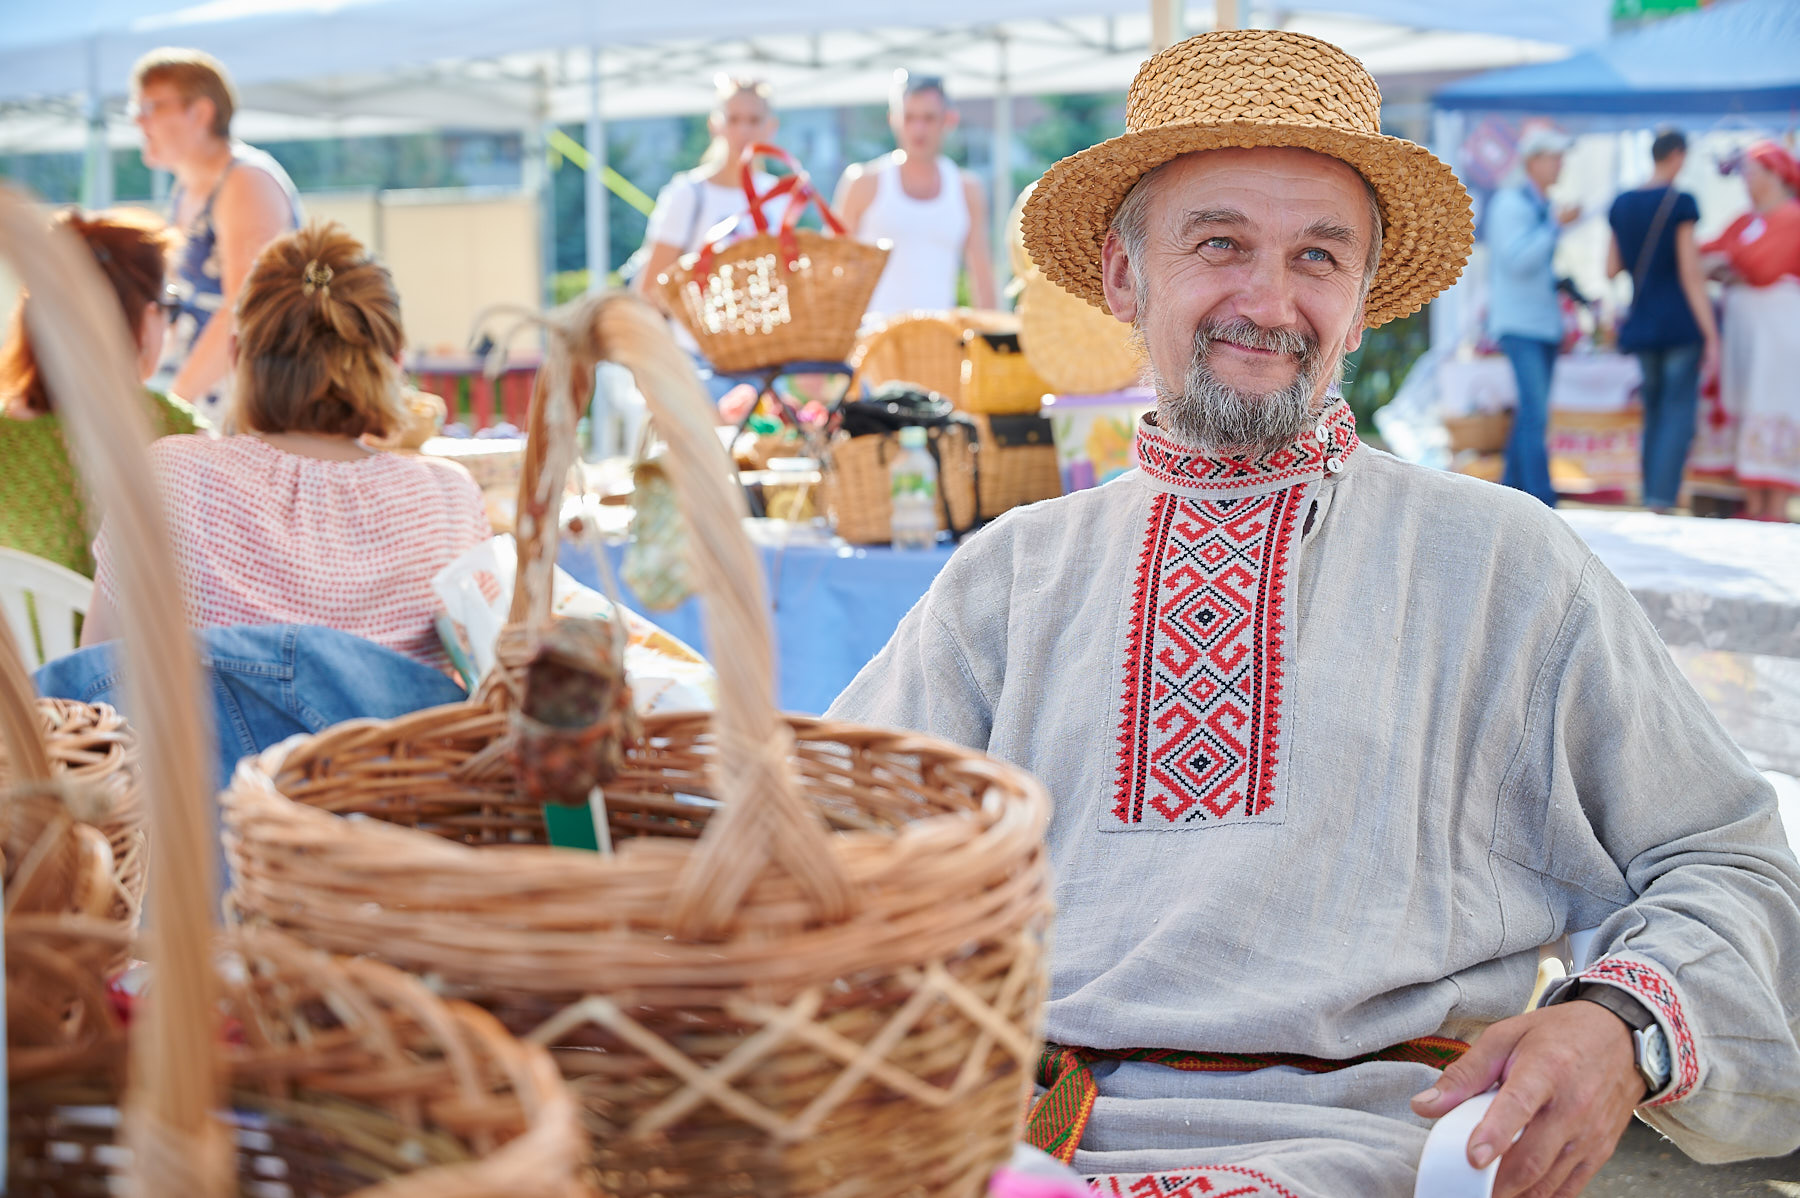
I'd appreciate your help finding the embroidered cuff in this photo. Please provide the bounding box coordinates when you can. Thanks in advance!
[1543,954,1699,1107]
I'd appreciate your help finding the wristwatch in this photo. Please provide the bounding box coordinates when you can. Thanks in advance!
[1570,982,1671,1100]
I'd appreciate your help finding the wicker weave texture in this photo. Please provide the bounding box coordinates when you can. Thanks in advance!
[1021,29,1473,329]
[659,229,888,373]
[820,426,979,545]
[1016,276,1145,396]
[970,415,1062,520]
[225,292,1053,1198]
[851,315,967,404]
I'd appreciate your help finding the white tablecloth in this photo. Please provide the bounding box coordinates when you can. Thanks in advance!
[1562,510,1800,776]
[1439,353,1643,415]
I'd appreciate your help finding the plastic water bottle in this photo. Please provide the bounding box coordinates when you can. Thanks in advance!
[889,426,939,551]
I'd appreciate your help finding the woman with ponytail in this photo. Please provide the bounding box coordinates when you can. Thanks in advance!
[83,222,490,667]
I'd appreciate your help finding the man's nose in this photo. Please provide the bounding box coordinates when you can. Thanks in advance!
[1230,255,1300,333]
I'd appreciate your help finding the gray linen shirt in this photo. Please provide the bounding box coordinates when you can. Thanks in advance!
[827,434,1800,1196]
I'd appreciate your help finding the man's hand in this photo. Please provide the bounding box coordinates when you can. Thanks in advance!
[1410,1001,1645,1198]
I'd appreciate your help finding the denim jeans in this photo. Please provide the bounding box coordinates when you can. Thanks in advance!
[1634,342,1703,509]
[35,624,468,795]
[1498,334,1560,507]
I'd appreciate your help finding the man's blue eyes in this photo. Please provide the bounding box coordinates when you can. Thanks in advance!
[1197,239,1334,264]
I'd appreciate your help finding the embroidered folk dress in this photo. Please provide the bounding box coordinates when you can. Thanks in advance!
[827,400,1800,1197]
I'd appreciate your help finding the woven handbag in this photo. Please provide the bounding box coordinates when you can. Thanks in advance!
[969,413,1062,520]
[223,291,1053,1198]
[658,144,889,374]
[0,187,583,1198]
[959,327,1049,416]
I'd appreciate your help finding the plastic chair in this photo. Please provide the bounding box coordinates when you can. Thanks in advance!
[0,547,90,669]
[1414,929,1601,1198]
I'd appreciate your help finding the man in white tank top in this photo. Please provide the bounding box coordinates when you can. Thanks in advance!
[834,72,996,324]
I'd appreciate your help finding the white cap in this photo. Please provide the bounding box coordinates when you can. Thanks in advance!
[1517,126,1572,160]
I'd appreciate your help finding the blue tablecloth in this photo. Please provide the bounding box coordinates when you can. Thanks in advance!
[561,537,953,714]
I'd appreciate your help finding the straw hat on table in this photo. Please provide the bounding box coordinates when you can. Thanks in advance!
[1022,29,1474,329]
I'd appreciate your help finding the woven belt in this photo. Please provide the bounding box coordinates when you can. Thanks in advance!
[1024,1037,1470,1165]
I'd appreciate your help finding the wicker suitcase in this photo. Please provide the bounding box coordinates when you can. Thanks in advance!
[971,412,1061,519]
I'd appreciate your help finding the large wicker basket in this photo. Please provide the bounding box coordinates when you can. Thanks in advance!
[819,423,980,545]
[223,292,1053,1198]
[0,186,582,1198]
[850,314,967,404]
[658,145,888,374]
[1015,274,1144,397]
[959,328,1049,416]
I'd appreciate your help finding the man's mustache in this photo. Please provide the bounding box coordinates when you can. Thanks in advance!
[1194,317,1319,367]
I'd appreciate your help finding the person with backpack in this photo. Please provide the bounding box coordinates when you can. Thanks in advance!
[1606,129,1719,513]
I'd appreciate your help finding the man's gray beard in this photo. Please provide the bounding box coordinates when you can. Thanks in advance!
[1141,315,1338,456]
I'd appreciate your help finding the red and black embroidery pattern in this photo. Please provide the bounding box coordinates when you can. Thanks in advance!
[1133,404,1358,495]
[1576,957,1700,1106]
[1112,487,1305,827]
[1090,1167,1301,1198]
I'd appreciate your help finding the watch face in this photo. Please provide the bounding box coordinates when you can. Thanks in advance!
[1638,1025,1673,1090]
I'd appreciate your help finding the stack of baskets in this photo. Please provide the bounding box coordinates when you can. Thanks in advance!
[843,311,1062,528]
[0,187,582,1198]
[223,291,1054,1198]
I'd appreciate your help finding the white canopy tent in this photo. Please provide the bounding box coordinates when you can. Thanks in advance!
[0,0,1603,291]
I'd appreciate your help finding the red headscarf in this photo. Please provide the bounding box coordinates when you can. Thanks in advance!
[1742,140,1800,192]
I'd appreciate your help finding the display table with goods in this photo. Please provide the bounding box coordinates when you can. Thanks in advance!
[0,188,582,1198]
[223,292,1053,1198]
[1437,352,1646,501]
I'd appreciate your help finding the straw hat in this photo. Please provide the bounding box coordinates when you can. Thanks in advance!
[1022,29,1473,329]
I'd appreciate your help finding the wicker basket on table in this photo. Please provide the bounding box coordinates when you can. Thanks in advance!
[818,421,980,545]
[658,143,887,374]
[967,412,1062,521]
[223,290,1054,1198]
[0,186,583,1198]
[849,314,968,404]
[0,642,146,968]
[959,324,1049,416]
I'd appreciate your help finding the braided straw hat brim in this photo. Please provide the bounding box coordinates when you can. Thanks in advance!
[1023,119,1472,329]
[1020,30,1473,330]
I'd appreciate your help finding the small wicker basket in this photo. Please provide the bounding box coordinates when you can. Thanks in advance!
[224,292,1053,1198]
[1444,410,1514,454]
[658,145,888,374]
[0,632,145,962]
[819,423,980,545]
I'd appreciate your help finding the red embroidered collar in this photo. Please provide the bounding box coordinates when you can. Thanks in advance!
[1132,399,1360,496]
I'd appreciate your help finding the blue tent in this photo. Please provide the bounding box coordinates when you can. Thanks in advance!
[1436,0,1800,117]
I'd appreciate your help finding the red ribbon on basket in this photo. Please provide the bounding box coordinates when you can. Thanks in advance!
[693,143,852,278]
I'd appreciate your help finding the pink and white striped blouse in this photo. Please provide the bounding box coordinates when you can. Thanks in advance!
[95,434,491,668]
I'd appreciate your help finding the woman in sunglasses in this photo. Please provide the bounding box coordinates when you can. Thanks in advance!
[0,206,204,578]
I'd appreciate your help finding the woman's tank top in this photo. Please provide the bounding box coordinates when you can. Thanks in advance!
[158,144,302,422]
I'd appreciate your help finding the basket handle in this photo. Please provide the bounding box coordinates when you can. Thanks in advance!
[0,189,226,1198]
[0,613,52,783]
[539,291,857,937]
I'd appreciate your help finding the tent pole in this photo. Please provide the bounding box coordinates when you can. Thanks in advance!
[585,45,608,292]
[82,36,113,209]
[992,31,1012,307]
[1150,0,1183,53]
[526,68,554,310]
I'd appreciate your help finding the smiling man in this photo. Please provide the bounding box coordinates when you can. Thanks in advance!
[827,30,1800,1198]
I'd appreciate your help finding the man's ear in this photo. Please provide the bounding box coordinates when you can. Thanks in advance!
[1343,302,1367,354]
[1101,231,1139,324]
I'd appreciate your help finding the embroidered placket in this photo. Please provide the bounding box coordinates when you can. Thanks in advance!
[1110,402,1359,831]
